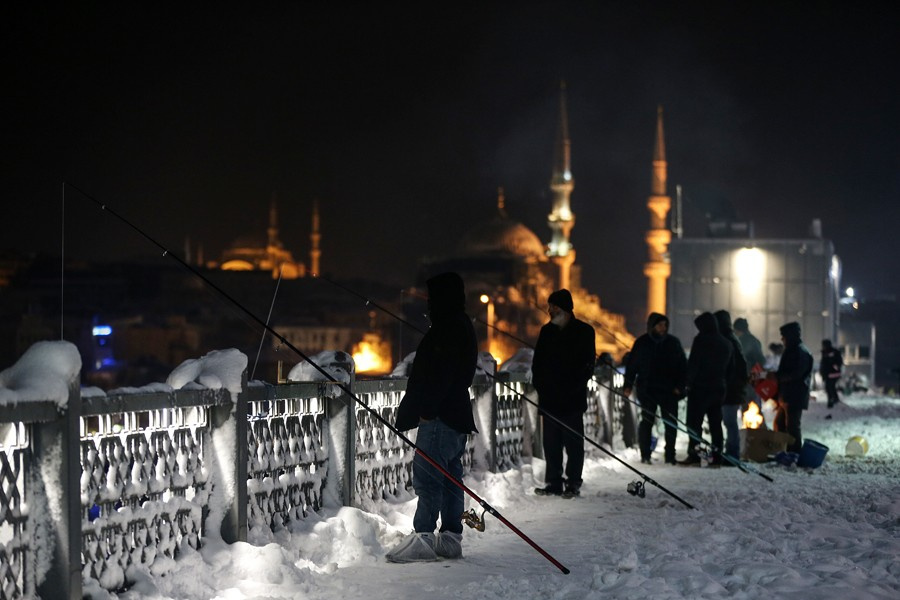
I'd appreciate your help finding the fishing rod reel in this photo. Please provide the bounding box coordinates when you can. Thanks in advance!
[462,508,486,532]
[626,480,646,498]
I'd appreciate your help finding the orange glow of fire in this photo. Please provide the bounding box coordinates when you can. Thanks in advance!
[742,401,764,429]
[351,333,392,374]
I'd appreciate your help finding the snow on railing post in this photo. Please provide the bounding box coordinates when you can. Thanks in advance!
[209,370,248,543]
[32,380,82,600]
[326,371,356,507]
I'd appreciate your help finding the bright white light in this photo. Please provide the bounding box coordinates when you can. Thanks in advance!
[845,287,855,298]
[735,248,766,295]
[92,325,112,336]
[480,294,490,304]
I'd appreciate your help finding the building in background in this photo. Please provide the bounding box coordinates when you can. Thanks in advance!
[666,220,841,360]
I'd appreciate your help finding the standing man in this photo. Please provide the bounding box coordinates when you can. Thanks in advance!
[714,310,748,465]
[532,289,596,498]
[774,322,814,453]
[622,313,687,465]
[387,272,478,563]
[820,339,843,408]
[680,312,733,466]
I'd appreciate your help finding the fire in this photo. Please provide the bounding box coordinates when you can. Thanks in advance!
[351,333,392,375]
[742,401,764,430]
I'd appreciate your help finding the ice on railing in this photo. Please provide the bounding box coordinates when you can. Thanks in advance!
[166,348,247,394]
[287,350,354,384]
[0,340,81,407]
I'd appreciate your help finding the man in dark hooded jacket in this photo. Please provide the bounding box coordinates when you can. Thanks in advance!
[680,312,733,465]
[532,289,596,497]
[820,339,843,408]
[775,321,814,452]
[714,310,748,465]
[623,313,687,465]
[387,272,477,563]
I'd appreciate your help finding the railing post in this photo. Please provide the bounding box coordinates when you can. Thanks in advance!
[209,371,248,543]
[327,374,356,507]
[33,382,82,600]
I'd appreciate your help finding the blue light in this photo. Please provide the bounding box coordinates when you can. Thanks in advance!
[92,325,112,336]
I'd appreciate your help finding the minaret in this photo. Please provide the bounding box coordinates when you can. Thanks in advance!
[644,105,673,316]
[310,199,321,275]
[267,195,280,249]
[547,80,576,290]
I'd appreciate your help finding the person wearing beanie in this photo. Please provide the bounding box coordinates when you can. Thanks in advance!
[714,310,749,466]
[532,289,596,497]
[774,322,814,452]
[820,339,843,408]
[680,312,733,466]
[387,272,478,563]
[622,312,687,465]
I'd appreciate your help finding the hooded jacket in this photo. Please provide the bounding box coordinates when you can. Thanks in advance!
[532,307,596,415]
[395,273,478,433]
[776,322,814,409]
[686,312,734,395]
[623,313,687,399]
[714,310,748,405]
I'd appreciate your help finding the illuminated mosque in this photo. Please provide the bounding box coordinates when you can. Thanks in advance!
[207,83,683,370]
[211,197,321,279]
[416,82,659,364]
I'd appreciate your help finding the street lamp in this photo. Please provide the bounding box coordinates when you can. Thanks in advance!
[480,294,494,357]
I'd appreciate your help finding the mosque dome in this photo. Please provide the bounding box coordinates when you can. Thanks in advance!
[457,189,546,260]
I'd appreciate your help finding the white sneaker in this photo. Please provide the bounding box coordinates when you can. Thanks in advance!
[385,532,438,563]
[435,531,463,559]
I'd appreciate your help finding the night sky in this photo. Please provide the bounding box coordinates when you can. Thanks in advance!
[5,2,899,330]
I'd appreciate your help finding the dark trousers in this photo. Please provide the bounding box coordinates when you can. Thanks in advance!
[824,378,841,408]
[774,401,803,452]
[685,388,724,459]
[542,411,585,490]
[637,392,679,461]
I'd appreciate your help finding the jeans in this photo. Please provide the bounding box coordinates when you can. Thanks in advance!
[412,419,467,535]
[721,404,740,460]
[825,378,841,408]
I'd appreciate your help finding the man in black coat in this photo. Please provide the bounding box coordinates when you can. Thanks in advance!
[623,312,687,465]
[715,310,748,465]
[680,312,733,466]
[388,272,478,563]
[775,321,814,452]
[532,289,596,497]
[820,339,843,408]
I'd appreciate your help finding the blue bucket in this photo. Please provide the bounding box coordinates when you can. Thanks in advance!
[797,439,829,468]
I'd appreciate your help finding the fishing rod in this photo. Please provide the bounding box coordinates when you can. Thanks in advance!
[313,273,696,510]
[69,183,570,575]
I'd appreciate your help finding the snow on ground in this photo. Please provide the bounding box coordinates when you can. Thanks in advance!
[118,391,900,600]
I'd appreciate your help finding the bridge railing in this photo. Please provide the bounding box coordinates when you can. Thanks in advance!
[0,361,628,599]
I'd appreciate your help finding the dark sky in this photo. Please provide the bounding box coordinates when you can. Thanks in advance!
[4,2,899,329]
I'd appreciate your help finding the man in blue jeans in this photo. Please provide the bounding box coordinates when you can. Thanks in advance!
[386,272,478,563]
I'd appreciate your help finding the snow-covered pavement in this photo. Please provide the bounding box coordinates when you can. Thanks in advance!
[112,391,900,600]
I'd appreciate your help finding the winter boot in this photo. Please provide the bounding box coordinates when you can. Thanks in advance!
[385,532,438,563]
[435,531,463,559]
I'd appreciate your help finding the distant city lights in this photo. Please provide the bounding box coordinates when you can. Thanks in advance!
[92,325,112,336]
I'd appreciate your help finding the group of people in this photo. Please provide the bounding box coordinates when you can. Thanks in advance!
[384,271,840,563]
[623,310,832,467]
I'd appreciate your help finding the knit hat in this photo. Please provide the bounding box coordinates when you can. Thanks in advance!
[548,289,574,313]
[780,321,802,340]
[733,318,749,332]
